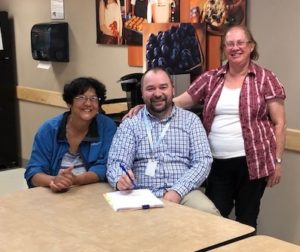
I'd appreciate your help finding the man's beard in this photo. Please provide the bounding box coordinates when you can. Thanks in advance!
[149,96,170,114]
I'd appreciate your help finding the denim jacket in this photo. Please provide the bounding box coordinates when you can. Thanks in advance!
[25,112,117,187]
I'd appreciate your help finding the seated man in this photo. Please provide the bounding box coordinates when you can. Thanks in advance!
[107,67,219,215]
[25,77,117,193]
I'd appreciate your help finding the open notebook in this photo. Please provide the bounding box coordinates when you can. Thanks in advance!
[104,189,164,211]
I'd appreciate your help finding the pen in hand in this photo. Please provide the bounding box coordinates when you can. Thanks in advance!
[119,163,137,189]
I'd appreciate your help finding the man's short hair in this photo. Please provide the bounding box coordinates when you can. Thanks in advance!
[140,67,174,89]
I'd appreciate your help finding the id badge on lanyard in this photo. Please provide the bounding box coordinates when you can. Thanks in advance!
[145,159,158,177]
[143,110,170,177]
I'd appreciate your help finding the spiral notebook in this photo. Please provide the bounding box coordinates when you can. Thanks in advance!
[104,189,164,211]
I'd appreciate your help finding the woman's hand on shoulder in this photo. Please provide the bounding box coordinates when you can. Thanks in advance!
[173,91,195,109]
[122,104,145,121]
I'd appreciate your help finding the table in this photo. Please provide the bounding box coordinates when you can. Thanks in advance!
[210,235,300,251]
[0,183,254,252]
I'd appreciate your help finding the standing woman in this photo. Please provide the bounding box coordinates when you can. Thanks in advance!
[25,77,117,193]
[99,0,123,44]
[174,25,286,228]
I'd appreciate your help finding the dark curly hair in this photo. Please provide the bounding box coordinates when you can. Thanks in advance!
[62,77,107,105]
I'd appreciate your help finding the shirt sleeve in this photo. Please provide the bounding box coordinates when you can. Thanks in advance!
[187,71,212,104]
[106,119,137,189]
[170,114,213,197]
[24,123,55,188]
[263,70,286,100]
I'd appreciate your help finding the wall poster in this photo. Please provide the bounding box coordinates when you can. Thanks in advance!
[95,0,247,70]
[189,0,246,35]
[143,22,206,78]
[96,0,180,45]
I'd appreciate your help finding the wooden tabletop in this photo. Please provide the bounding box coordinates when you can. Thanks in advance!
[210,235,300,252]
[0,183,254,252]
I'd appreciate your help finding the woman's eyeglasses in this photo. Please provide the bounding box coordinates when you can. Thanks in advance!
[224,40,251,49]
[74,95,100,104]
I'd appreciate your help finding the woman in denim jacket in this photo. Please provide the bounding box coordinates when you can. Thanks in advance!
[25,77,117,192]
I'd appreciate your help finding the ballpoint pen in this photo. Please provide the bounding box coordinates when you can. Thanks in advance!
[119,163,137,189]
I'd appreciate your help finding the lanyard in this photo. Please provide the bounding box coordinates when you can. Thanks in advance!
[143,109,171,157]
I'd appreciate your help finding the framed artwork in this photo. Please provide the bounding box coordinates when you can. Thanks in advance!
[96,0,180,46]
[143,22,206,77]
[190,0,247,35]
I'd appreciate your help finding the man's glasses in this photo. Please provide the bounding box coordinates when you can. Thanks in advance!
[74,95,100,104]
[224,40,251,49]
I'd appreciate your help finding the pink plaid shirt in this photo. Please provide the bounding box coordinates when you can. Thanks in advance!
[188,61,286,179]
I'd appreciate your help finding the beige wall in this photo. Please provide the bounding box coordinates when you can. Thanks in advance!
[9,0,141,97]
[2,0,142,159]
[247,1,300,244]
[2,0,300,245]
[248,1,299,129]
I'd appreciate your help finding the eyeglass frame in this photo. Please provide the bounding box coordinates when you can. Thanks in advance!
[224,40,251,49]
[73,95,101,104]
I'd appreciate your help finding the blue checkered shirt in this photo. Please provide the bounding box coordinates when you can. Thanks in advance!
[106,106,212,198]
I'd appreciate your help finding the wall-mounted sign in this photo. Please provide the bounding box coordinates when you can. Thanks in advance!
[51,0,65,20]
